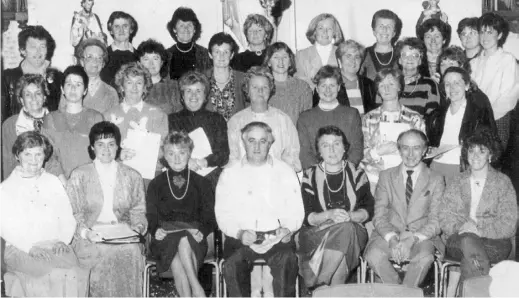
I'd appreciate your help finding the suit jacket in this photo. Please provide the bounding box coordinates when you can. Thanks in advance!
[439,167,518,240]
[295,45,338,89]
[368,163,445,250]
[66,162,147,236]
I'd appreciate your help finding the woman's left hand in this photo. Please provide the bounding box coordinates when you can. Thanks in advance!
[188,229,203,243]
[188,159,201,171]
[52,241,70,255]
[196,158,208,169]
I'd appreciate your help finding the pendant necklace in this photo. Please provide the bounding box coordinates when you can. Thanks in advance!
[166,169,190,200]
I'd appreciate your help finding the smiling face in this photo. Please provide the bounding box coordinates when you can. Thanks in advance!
[21,83,45,116]
[268,49,290,75]
[164,144,190,172]
[123,75,145,104]
[182,82,206,112]
[140,52,163,78]
[63,74,87,104]
[424,27,445,54]
[373,18,396,45]
[81,45,104,77]
[398,133,427,169]
[467,145,491,171]
[378,74,400,102]
[479,26,501,51]
[22,37,48,68]
[111,18,132,43]
[93,137,118,164]
[439,58,460,75]
[340,47,362,75]
[316,77,340,103]
[17,146,45,177]
[443,71,468,102]
[247,23,267,47]
[210,43,233,69]
[174,20,195,44]
[315,18,335,46]
[459,27,480,51]
[318,134,345,167]
[243,127,271,165]
[399,45,421,73]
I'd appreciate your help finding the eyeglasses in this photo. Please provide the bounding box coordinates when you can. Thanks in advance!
[83,55,104,63]
[400,53,421,61]
[460,30,478,38]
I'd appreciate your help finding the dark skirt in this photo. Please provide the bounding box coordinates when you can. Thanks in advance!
[150,230,207,273]
[297,221,368,287]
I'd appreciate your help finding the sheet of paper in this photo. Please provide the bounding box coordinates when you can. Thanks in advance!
[188,127,216,176]
[378,122,412,143]
[91,223,138,241]
[123,128,161,180]
[425,144,460,159]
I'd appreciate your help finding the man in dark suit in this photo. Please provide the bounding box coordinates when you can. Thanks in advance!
[364,129,445,287]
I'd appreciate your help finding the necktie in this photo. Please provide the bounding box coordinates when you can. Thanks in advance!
[406,170,414,205]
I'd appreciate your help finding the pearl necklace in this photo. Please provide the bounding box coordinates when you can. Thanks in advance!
[323,161,345,193]
[166,169,190,200]
[374,47,393,67]
[175,42,194,53]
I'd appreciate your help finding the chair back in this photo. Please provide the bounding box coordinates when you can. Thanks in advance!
[312,284,424,297]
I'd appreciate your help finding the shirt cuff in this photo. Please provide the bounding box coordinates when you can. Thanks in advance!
[414,232,427,242]
[384,232,398,242]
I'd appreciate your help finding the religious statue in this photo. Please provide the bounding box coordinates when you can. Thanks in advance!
[70,0,106,48]
[417,0,449,25]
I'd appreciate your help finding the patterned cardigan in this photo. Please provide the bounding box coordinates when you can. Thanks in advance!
[439,167,518,239]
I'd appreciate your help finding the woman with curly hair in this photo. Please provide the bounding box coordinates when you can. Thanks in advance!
[232,14,274,72]
[439,127,517,295]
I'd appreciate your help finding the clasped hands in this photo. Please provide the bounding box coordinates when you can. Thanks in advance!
[239,228,291,246]
[325,208,351,223]
[389,232,418,264]
[155,228,203,243]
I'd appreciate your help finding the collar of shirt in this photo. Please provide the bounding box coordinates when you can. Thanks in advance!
[121,100,144,113]
[15,108,48,135]
[240,154,274,167]
[318,101,339,111]
[93,158,118,176]
[448,99,467,116]
[400,162,424,189]
[315,43,333,65]
[111,43,134,52]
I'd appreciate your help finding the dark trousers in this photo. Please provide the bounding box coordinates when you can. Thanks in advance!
[445,233,511,282]
[222,237,298,297]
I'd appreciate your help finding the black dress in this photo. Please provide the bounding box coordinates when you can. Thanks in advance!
[146,168,216,273]
[166,43,212,80]
[168,108,229,187]
[232,50,266,72]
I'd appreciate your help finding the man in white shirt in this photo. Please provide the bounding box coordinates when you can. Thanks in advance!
[364,129,444,287]
[216,121,304,297]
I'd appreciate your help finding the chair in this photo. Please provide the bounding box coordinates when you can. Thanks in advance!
[459,275,491,297]
[143,231,222,297]
[362,254,440,297]
[312,283,424,297]
[438,236,515,297]
[220,258,300,297]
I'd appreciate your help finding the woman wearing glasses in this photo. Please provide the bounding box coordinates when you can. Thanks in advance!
[457,17,482,61]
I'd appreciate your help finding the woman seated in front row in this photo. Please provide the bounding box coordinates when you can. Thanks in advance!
[146,131,217,297]
[439,127,517,294]
[67,121,147,297]
[297,125,374,289]
[1,132,88,296]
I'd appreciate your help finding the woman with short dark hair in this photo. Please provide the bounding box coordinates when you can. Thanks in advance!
[205,32,247,121]
[2,25,62,121]
[232,14,274,72]
[263,41,312,125]
[43,65,104,178]
[100,11,139,85]
[136,39,183,115]
[470,12,519,151]
[1,131,88,297]
[146,130,217,297]
[67,121,147,297]
[439,127,517,294]
[168,71,229,188]
[297,125,373,289]
[359,9,402,81]
[417,18,452,79]
[166,7,212,80]
[457,17,481,60]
